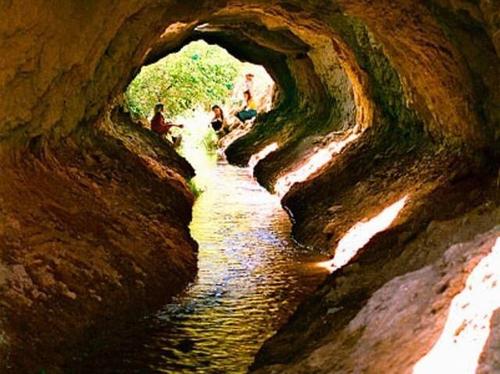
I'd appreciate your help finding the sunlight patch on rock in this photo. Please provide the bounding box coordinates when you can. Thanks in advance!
[413,237,500,374]
[318,195,408,272]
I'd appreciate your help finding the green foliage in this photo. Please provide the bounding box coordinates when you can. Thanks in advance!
[202,129,219,153]
[126,41,242,119]
[187,179,205,197]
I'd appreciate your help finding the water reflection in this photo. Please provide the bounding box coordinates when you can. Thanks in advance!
[74,131,328,373]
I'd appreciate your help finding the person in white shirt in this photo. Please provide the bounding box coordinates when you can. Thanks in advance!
[244,73,254,96]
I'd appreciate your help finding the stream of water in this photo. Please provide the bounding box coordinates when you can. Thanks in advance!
[74,123,328,373]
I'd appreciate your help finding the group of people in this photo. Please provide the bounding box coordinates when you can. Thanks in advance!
[210,73,258,133]
[151,73,259,146]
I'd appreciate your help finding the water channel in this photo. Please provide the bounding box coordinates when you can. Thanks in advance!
[74,122,328,373]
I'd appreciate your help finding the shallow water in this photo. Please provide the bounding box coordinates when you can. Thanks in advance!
[74,137,328,373]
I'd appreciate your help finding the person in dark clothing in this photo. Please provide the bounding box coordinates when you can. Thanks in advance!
[210,105,225,132]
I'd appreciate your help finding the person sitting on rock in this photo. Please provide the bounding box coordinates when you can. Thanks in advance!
[210,105,226,133]
[236,90,257,122]
[151,103,184,147]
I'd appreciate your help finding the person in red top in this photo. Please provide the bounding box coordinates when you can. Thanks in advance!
[151,103,184,147]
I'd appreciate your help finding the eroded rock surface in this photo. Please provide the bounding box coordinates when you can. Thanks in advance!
[254,221,500,373]
[1,0,499,372]
[0,109,198,372]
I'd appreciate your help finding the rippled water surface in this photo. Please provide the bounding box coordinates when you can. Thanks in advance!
[75,133,328,373]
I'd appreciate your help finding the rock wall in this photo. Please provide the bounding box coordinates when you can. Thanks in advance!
[254,218,500,373]
[0,0,499,372]
[3,1,496,156]
[0,108,198,372]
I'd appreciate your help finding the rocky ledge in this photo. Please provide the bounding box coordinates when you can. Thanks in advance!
[0,109,198,373]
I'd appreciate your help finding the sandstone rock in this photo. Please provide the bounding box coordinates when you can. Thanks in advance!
[0,1,498,372]
[0,109,198,372]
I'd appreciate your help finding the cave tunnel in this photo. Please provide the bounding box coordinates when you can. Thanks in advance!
[1,1,499,373]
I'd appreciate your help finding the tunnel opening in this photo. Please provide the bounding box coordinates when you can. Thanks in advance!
[122,40,276,129]
[1,2,499,373]
[120,39,279,191]
[65,40,337,373]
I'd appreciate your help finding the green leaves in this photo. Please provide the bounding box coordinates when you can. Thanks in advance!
[126,41,242,120]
